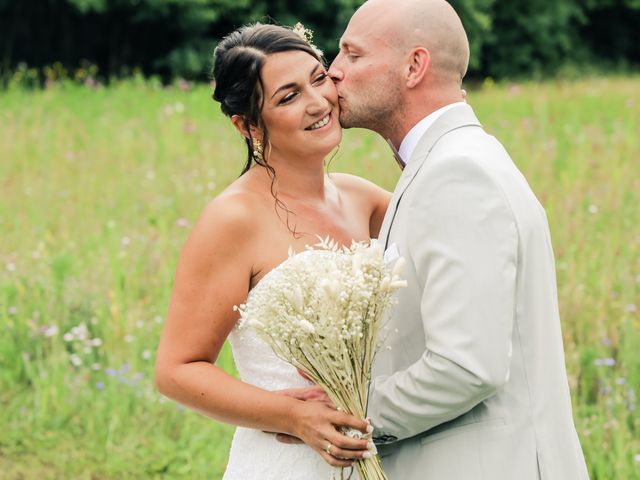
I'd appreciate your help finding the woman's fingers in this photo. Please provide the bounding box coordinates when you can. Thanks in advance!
[319,449,354,468]
[330,410,372,436]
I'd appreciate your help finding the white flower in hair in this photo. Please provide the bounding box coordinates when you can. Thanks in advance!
[292,22,324,58]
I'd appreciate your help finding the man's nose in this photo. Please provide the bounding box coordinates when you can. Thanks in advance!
[328,54,344,82]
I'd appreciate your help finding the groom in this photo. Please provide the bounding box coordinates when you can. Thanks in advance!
[325,0,590,478]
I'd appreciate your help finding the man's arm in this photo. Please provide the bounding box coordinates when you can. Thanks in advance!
[368,153,518,442]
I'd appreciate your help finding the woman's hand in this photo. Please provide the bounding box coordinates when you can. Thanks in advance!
[288,400,374,467]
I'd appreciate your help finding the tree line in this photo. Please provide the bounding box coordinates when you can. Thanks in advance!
[0,0,638,84]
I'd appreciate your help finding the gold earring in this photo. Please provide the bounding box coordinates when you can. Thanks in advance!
[253,139,263,162]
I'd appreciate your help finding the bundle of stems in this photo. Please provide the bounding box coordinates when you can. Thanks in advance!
[235,238,406,480]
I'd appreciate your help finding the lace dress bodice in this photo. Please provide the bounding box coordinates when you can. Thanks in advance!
[222,258,341,480]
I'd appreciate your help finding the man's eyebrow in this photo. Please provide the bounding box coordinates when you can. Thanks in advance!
[270,64,322,100]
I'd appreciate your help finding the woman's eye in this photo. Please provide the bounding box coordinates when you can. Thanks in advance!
[279,92,298,104]
[314,73,328,83]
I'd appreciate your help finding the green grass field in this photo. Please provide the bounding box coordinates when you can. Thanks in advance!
[1,76,638,479]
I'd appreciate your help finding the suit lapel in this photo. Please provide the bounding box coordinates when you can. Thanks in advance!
[378,104,482,248]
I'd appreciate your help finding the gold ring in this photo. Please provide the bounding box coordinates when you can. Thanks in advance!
[325,442,333,455]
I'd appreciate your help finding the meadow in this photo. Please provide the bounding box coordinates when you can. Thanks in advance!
[1,75,638,479]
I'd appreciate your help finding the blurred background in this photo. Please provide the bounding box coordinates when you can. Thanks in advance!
[1,1,639,479]
[1,0,639,83]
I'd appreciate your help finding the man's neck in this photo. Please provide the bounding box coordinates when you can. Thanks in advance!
[385,90,464,150]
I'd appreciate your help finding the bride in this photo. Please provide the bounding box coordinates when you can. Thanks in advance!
[154,23,390,479]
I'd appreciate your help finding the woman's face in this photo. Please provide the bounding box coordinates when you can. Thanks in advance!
[258,50,341,161]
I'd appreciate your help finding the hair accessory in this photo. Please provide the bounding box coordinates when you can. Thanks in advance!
[292,22,324,58]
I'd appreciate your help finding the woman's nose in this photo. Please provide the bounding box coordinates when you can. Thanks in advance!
[306,88,329,114]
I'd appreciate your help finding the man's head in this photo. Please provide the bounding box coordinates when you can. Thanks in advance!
[329,0,469,141]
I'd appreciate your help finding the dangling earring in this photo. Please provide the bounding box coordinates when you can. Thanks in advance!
[252,139,264,162]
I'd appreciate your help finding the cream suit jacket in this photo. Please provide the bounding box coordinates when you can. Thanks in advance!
[369,104,589,480]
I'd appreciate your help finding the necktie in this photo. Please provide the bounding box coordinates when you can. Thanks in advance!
[386,138,405,170]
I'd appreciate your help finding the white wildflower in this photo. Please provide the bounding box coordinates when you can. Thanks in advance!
[43,325,58,337]
[70,354,82,367]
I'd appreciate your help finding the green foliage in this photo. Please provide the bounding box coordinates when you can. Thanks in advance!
[1,0,638,81]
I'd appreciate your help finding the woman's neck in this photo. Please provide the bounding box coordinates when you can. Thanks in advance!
[261,152,328,201]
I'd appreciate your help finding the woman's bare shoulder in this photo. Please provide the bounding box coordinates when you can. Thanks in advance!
[185,187,265,257]
[329,172,391,200]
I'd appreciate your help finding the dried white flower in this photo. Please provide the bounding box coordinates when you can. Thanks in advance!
[292,22,324,58]
[234,239,405,480]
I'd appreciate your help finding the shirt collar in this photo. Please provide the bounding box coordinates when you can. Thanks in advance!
[398,102,467,165]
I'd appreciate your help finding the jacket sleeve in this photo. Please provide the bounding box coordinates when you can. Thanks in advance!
[368,152,519,442]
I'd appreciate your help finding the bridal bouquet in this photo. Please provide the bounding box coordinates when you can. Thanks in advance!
[234,237,406,480]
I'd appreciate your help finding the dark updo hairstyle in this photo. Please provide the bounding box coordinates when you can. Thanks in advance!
[212,23,323,176]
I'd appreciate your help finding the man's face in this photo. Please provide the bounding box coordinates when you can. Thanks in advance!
[328,8,403,132]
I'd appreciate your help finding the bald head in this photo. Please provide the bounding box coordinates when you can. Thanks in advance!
[353,0,469,83]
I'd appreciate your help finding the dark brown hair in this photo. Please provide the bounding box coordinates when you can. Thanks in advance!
[212,23,323,175]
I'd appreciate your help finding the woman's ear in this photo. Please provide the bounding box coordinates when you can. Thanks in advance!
[231,115,250,138]
[231,115,263,143]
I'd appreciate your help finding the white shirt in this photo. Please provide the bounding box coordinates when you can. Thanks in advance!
[398,102,466,166]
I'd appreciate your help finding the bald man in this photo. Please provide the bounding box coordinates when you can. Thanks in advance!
[328,0,590,479]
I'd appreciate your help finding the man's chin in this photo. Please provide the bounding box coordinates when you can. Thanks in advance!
[337,111,354,129]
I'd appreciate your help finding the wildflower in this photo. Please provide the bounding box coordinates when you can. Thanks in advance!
[175,218,190,228]
[625,304,637,313]
[91,363,101,371]
[105,368,117,376]
[142,350,152,360]
[90,338,103,347]
[121,236,131,246]
[43,325,58,337]
[70,354,82,367]
[588,204,598,214]
[95,382,105,390]
[63,333,74,342]
[8,306,17,315]
[6,262,16,272]
[124,334,134,343]
[593,358,616,367]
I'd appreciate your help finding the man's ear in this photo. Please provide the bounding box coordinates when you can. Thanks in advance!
[405,47,430,88]
[231,115,263,142]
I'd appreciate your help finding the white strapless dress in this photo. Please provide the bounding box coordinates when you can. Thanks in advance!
[222,325,340,480]
[222,255,350,480]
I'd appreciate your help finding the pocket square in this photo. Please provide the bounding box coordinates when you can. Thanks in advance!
[384,243,400,264]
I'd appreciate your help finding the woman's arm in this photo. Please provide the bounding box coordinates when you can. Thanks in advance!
[154,193,370,465]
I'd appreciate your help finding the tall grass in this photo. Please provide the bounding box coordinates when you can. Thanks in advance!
[1,76,638,479]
